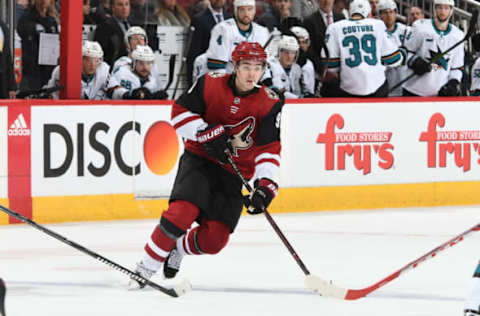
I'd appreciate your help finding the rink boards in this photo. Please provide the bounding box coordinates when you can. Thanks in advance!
[1,97,480,224]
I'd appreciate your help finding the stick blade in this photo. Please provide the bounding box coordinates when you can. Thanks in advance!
[304,274,347,299]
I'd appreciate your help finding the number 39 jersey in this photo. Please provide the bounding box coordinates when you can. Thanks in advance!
[324,18,403,95]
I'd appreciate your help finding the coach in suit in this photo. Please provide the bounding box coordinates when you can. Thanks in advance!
[94,0,132,66]
[0,20,16,99]
[303,0,344,75]
[186,0,232,86]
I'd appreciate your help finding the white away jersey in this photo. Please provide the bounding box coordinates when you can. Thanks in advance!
[112,55,165,90]
[385,22,409,96]
[268,58,302,98]
[46,62,110,99]
[403,18,464,96]
[324,18,403,95]
[108,65,160,99]
[300,59,315,96]
[206,18,269,73]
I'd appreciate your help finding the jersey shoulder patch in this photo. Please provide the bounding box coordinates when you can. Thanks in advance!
[264,87,279,100]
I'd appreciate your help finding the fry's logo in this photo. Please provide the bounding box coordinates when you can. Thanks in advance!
[316,114,394,175]
[419,113,478,172]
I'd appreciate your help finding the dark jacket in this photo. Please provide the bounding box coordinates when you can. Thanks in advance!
[94,16,130,66]
[303,10,344,74]
[186,7,232,86]
[0,21,16,98]
[17,6,59,88]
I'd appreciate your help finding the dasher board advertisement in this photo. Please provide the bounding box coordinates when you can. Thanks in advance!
[0,106,7,198]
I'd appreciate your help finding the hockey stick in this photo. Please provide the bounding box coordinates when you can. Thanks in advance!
[172,26,195,100]
[304,222,480,300]
[225,156,313,278]
[0,205,191,298]
[389,9,479,93]
[0,278,5,316]
[164,53,177,96]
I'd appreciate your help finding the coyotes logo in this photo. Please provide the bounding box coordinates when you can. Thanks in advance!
[225,116,255,156]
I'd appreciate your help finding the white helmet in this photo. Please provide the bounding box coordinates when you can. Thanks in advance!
[350,0,371,18]
[124,26,147,51]
[290,26,310,46]
[131,45,155,63]
[434,0,454,6]
[377,0,397,12]
[234,0,255,16]
[82,40,103,59]
[277,35,299,59]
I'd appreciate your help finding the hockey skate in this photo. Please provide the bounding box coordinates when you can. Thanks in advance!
[128,261,157,290]
[163,247,184,279]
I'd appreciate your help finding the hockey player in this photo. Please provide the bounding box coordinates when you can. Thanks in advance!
[464,261,480,315]
[45,40,110,99]
[378,0,408,96]
[290,26,316,97]
[323,0,405,97]
[111,26,168,99]
[107,45,163,99]
[268,35,303,98]
[129,42,283,288]
[204,0,270,74]
[470,33,480,96]
[402,0,464,96]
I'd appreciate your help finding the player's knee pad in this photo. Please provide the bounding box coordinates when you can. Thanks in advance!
[197,220,230,254]
[160,200,200,238]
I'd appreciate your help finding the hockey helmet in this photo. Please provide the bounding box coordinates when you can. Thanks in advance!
[232,41,267,65]
[82,40,104,59]
[350,0,372,18]
[377,0,397,12]
[277,35,299,52]
[290,26,310,48]
[234,0,256,16]
[131,45,155,63]
[124,26,148,51]
[434,0,454,7]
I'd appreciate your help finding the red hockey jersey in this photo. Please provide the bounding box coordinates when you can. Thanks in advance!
[171,72,284,182]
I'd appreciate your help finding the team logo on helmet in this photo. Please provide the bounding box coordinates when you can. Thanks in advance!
[225,116,255,156]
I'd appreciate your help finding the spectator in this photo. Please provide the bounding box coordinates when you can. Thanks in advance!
[0,19,17,99]
[290,0,318,21]
[369,0,377,17]
[16,0,30,28]
[268,35,303,98]
[257,0,292,32]
[84,0,98,24]
[17,0,60,91]
[203,0,269,74]
[409,6,424,25]
[150,0,190,26]
[333,0,348,18]
[322,0,404,97]
[130,0,155,26]
[402,0,463,96]
[94,0,132,66]
[186,0,232,86]
[378,0,408,96]
[290,26,315,97]
[108,45,165,99]
[46,41,110,99]
[91,0,113,24]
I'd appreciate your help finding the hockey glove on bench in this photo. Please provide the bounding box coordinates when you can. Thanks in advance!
[408,56,432,76]
[438,79,460,96]
[197,124,231,164]
[245,178,278,215]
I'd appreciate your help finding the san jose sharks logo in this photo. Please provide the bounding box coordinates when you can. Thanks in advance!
[225,116,255,156]
[428,45,449,70]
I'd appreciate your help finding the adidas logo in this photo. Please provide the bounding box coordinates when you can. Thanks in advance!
[8,113,30,136]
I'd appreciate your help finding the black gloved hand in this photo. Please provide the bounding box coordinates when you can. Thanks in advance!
[408,56,432,75]
[153,90,169,100]
[438,79,461,96]
[130,87,153,99]
[196,124,231,164]
[245,178,278,215]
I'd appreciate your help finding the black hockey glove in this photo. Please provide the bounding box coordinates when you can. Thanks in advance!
[130,87,153,100]
[196,124,231,164]
[438,79,460,96]
[153,90,169,100]
[407,56,432,76]
[245,178,278,215]
[472,33,480,52]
